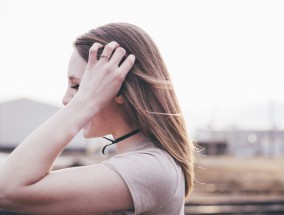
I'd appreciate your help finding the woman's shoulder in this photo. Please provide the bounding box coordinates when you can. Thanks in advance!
[104,141,180,185]
[102,141,184,214]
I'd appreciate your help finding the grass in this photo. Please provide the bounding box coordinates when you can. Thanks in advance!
[193,155,284,195]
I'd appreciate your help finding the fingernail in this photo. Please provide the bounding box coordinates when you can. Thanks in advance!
[129,54,136,63]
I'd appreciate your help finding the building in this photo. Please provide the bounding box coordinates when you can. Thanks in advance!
[0,98,97,151]
[194,128,284,156]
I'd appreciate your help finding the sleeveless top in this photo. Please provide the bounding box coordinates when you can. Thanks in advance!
[101,139,185,215]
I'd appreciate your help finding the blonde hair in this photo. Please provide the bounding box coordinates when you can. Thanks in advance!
[74,23,196,197]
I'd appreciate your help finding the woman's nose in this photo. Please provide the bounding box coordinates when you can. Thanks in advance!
[62,92,72,106]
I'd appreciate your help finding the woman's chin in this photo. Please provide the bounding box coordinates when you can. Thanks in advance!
[82,130,93,138]
[82,125,102,138]
[82,122,109,138]
[82,123,95,138]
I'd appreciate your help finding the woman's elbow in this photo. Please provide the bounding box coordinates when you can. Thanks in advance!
[0,182,19,209]
[0,186,11,209]
[0,169,10,206]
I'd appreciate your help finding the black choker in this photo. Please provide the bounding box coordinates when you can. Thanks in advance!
[102,129,140,154]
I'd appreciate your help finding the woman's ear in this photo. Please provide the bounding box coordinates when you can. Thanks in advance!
[115,95,124,104]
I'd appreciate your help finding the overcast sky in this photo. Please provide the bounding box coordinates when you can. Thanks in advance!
[1,0,284,129]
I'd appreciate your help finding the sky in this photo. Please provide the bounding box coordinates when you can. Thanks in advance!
[0,0,284,129]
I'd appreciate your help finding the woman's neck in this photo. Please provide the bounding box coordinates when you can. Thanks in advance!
[112,130,146,154]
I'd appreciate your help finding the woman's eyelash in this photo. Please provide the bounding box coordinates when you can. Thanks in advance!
[71,84,80,90]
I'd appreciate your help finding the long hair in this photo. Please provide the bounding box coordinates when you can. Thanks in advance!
[74,23,196,197]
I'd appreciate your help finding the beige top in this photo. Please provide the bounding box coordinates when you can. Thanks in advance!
[101,140,185,215]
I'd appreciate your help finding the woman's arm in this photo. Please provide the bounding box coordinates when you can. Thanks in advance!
[0,42,135,214]
[0,99,92,189]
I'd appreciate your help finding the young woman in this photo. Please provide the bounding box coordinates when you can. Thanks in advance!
[0,23,195,215]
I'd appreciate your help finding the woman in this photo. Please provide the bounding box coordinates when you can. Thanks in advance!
[0,23,195,214]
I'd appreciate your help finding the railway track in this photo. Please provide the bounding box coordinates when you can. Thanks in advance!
[185,199,284,215]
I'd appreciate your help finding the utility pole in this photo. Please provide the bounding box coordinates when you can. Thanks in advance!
[268,100,276,156]
[209,104,217,155]
[0,107,2,151]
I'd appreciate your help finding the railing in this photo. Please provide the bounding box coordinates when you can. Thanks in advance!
[2,200,284,215]
[0,211,27,215]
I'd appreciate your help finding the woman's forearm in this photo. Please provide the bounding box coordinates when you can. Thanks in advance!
[0,98,96,190]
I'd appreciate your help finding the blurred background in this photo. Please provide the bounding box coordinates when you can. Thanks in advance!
[0,0,284,214]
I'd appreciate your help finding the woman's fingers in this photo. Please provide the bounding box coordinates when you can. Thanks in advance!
[107,45,135,78]
[99,41,119,64]
[118,54,136,77]
[98,42,135,79]
[89,41,135,80]
[108,47,126,65]
[88,43,103,64]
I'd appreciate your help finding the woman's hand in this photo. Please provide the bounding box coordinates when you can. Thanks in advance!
[74,41,135,116]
